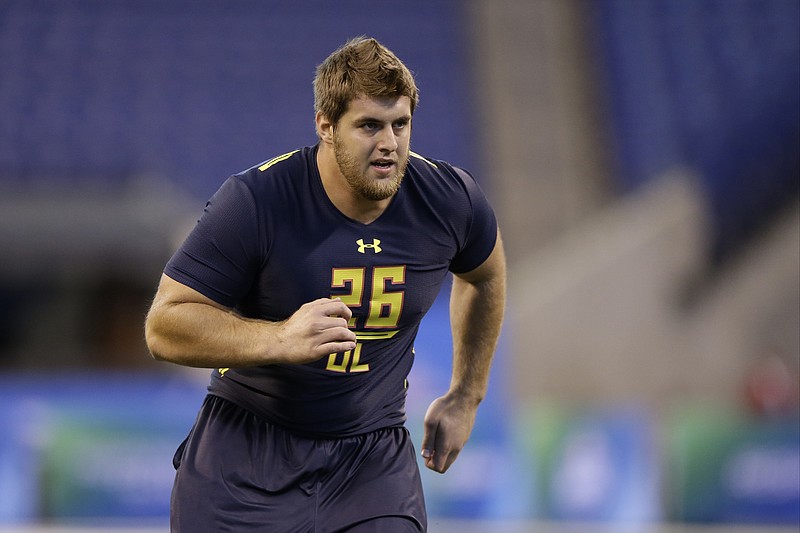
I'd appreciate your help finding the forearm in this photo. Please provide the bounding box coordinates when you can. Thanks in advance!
[145,274,356,369]
[448,266,506,404]
[145,300,280,368]
[420,253,506,474]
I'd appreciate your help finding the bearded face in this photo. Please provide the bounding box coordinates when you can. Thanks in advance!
[327,95,412,202]
[333,130,409,201]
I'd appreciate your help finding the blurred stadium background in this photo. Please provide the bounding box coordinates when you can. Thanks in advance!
[0,0,798,531]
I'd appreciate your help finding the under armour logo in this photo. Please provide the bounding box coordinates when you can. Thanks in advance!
[356,238,382,254]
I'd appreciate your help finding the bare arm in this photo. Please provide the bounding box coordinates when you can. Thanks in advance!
[421,229,507,473]
[144,274,357,368]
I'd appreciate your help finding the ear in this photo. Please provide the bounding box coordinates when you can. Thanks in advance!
[315,112,335,144]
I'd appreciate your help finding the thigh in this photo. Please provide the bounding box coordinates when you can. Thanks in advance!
[321,427,427,532]
[171,395,316,533]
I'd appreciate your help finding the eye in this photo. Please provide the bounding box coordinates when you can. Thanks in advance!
[361,121,380,131]
[393,119,409,130]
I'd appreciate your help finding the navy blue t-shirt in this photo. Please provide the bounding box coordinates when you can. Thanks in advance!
[165,145,497,438]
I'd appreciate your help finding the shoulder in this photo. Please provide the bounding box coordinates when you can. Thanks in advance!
[254,148,309,174]
[233,146,315,190]
[406,151,486,203]
[406,153,498,274]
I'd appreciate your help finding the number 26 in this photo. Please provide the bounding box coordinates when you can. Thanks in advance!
[326,265,405,372]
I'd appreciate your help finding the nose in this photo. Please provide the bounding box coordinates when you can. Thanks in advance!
[376,125,398,153]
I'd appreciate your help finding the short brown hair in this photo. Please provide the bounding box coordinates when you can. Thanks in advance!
[314,36,419,125]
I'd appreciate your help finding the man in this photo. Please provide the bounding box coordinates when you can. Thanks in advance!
[145,36,506,532]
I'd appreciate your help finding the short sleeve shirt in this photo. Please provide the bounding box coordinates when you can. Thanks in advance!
[165,146,497,437]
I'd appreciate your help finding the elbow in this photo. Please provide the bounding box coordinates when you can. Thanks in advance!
[144,330,166,362]
[146,340,168,363]
[146,332,179,364]
[144,314,173,363]
[144,309,200,367]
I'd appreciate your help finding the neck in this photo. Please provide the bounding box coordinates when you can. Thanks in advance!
[316,143,391,224]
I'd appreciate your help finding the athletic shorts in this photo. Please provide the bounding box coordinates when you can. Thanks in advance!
[170,395,427,532]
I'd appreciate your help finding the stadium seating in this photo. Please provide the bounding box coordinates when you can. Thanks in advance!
[589,0,800,261]
[0,0,477,200]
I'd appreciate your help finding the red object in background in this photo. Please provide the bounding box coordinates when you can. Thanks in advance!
[744,355,800,417]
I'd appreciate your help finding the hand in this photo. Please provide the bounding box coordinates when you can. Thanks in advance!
[273,298,357,364]
[420,392,479,473]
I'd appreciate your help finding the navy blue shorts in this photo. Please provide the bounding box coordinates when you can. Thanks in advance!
[171,395,427,532]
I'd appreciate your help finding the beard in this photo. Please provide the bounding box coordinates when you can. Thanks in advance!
[333,134,408,201]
